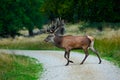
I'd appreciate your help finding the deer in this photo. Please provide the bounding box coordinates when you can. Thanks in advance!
[44,18,102,66]
[47,18,65,36]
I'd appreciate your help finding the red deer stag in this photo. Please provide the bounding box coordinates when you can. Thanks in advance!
[44,19,101,66]
[47,18,65,36]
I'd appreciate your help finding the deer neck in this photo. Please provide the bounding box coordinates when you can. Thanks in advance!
[53,35,63,48]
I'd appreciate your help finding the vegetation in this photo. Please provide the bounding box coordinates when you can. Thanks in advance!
[42,0,120,22]
[0,1,119,80]
[0,0,119,37]
[0,34,55,50]
[95,34,120,66]
[79,22,120,31]
[0,23,120,67]
[0,52,43,80]
[0,0,44,37]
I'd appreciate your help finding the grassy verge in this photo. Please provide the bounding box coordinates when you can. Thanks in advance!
[95,36,120,67]
[0,35,119,67]
[0,40,54,50]
[0,34,56,50]
[0,52,43,80]
[0,23,120,67]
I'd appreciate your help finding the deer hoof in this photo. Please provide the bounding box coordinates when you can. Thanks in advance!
[65,62,69,66]
[99,60,102,64]
[69,60,74,63]
[80,62,83,65]
[65,64,69,66]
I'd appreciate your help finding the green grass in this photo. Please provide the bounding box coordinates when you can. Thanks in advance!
[0,52,43,80]
[0,23,120,67]
[0,34,58,50]
[95,36,120,66]
[0,40,53,50]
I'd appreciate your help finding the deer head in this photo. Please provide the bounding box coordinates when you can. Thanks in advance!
[47,17,65,36]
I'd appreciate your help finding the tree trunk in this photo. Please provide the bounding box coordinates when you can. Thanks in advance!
[28,29,34,36]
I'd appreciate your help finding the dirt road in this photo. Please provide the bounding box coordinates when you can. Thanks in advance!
[1,50,120,80]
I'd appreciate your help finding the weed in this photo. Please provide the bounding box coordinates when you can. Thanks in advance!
[0,52,43,80]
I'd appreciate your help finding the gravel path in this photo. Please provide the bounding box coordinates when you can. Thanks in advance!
[1,50,120,80]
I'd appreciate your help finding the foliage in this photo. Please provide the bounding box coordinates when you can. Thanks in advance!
[0,0,44,37]
[0,34,58,50]
[0,0,119,37]
[42,0,120,22]
[0,52,43,80]
[79,22,120,31]
[19,0,44,36]
[95,36,120,67]
[41,0,74,21]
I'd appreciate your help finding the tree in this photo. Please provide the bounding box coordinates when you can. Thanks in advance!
[41,0,74,21]
[0,0,44,37]
[0,0,24,37]
[20,0,44,36]
[42,0,120,22]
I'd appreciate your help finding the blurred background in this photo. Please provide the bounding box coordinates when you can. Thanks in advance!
[0,0,120,66]
[0,1,120,79]
[0,0,119,37]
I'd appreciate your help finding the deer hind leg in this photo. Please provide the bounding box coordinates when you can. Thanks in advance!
[89,41,102,64]
[80,49,89,64]
[90,47,102,64]
[64,50,73,66]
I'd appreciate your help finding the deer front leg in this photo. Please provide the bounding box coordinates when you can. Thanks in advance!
[64,51,69,66]
[64,50,73,66]
[67,51,74,63]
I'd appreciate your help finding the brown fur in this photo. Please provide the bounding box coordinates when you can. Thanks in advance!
[44,34,102,66]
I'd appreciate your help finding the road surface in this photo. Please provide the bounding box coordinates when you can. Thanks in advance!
[1,50,120,80]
